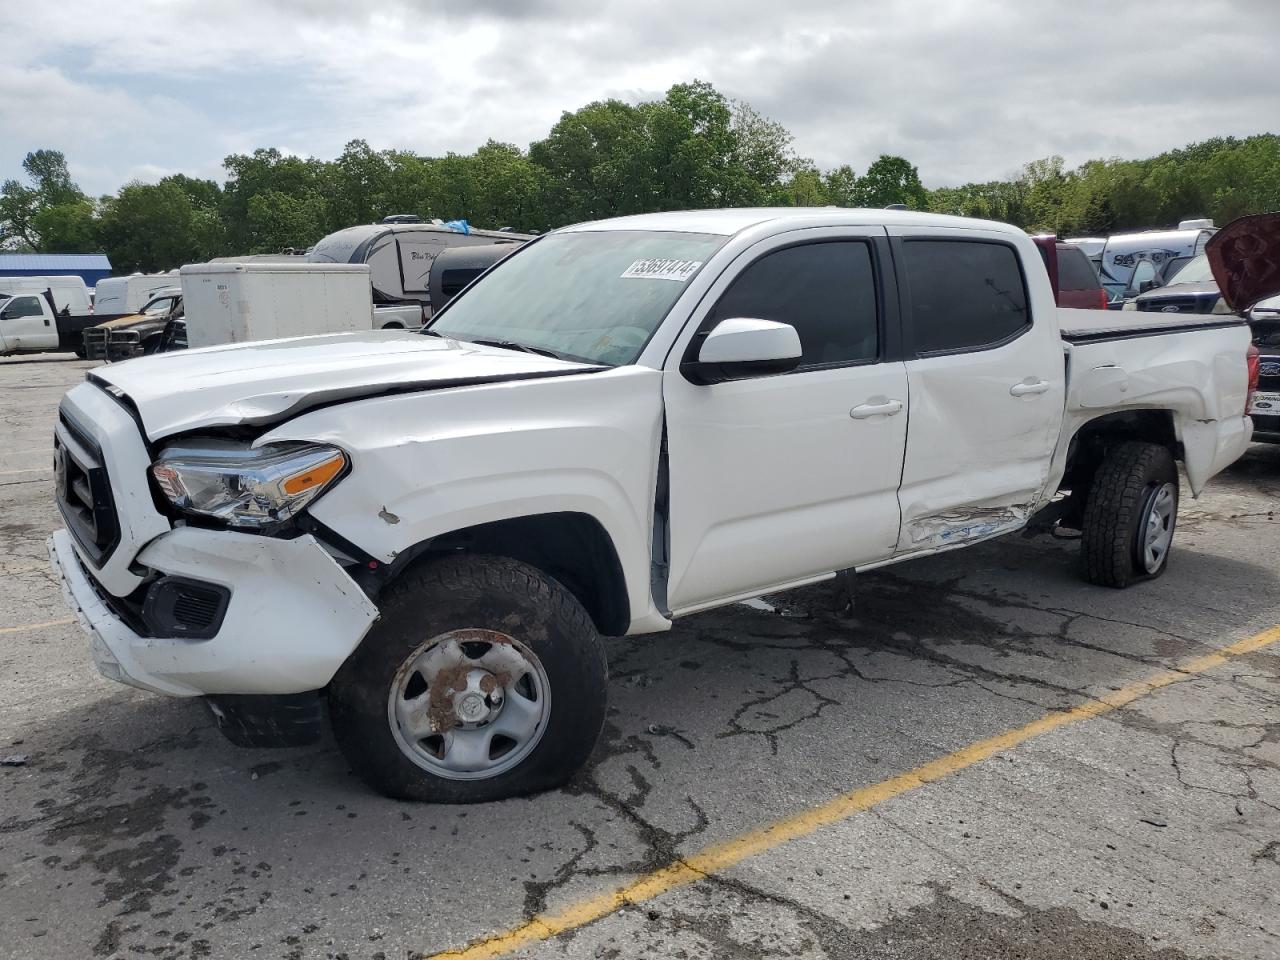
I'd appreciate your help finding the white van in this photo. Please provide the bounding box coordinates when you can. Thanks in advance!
[93,273,179,320]
[0,275,92,316]
[1068,220,1216,306]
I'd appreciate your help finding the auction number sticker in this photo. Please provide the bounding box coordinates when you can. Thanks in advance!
[620,259,703,281]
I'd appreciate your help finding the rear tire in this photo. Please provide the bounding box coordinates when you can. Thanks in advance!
[329,554,608,802]
[1080,441,1178,588]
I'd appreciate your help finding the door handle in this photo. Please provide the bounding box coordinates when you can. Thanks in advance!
[1009,378,1050,397]
[850,398,904,419]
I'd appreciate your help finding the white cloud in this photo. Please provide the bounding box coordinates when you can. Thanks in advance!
[0,0,1276,195]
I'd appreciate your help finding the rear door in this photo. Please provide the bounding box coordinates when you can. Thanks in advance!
[663,228,908,613]
[0,295,59,352]
[889,229,1064,552]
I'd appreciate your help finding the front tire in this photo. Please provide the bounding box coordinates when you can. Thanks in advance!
[329,554,608,802]
[1080,441,1178,588]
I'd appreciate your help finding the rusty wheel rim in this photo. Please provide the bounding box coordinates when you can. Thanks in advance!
[387,628,551,781]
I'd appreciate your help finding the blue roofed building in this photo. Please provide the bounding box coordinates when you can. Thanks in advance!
[0,253,113,287]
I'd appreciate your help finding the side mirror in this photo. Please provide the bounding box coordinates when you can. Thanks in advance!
[681,317,802,385]
[1138,280,1157,294]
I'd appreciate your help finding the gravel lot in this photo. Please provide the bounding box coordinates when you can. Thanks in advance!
[1,353,1278,960]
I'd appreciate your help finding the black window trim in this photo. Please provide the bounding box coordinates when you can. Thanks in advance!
[679,234,902,378]
[892,235,1034,360]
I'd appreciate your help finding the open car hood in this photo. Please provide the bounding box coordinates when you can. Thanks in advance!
[1207,212,1280,313]
[89,329,601,440]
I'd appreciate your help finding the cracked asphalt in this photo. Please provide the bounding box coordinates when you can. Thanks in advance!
[1,353,1278,960]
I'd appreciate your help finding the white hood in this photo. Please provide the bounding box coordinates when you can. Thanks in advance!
[90,330,600,440]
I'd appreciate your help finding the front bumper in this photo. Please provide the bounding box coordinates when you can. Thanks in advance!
[49,527,379,697]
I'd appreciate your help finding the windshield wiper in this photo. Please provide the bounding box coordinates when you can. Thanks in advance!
[468,338,570,361]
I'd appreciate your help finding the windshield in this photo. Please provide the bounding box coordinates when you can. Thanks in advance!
[427,230,727,365]
[1165,254,1215,286]
[141,296,174,317]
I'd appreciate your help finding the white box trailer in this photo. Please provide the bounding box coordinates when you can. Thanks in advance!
[180,262,374,349]
[93,273,179,319]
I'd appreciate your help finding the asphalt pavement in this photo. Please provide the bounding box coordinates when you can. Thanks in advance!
[1,354,1278,960]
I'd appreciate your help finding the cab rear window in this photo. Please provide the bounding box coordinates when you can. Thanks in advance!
[1056,245,1101,291]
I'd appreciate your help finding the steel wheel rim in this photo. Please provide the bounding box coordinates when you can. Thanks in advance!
[387,628,551,781]
[1139,481,1177,573]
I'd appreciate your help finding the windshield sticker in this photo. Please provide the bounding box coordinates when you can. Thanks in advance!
[620,259,703,282]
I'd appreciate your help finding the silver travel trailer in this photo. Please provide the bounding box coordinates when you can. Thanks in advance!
[1067,220,1216,306]
[307,220,532,320]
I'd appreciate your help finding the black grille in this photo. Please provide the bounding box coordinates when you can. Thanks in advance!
[55,413,120,565]
[144,577,230,639]
[83,328,110,361]
[1136,295,1218,314]
[175,590,220,627]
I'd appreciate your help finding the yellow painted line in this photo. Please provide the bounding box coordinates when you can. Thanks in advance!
[0,617,75,636]
[428,624,1280,960]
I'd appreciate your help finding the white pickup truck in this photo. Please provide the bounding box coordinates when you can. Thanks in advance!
[48,208,1261,803]
[0,286,95,357]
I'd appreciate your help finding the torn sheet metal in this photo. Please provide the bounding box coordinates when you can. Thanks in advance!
[906,505,1032,548]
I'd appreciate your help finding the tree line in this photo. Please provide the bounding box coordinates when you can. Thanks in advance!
[2,80,1277,273]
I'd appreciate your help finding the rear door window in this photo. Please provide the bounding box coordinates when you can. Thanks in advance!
[901,240,1029,354]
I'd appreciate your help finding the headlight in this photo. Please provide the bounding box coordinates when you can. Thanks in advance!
[1211,296,1234,315]
[151,440,347,528]
[1121,300,1138,311]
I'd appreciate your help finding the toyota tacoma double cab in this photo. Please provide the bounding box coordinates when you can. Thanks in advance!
[48,208,1264,803]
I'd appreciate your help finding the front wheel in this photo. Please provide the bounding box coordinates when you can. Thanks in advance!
[329,554,608,802]
[1080,441,1178,588]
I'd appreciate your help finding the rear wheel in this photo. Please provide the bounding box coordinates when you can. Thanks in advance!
[329,554,608,802]
[1080,441,1178,588]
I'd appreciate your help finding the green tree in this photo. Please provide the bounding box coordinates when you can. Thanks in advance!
[857,155,928,209]
[97,181,206,272]
[32,199,99,252]
[245,189,329,252]
[221,148,330,251]
[822,165,860,207]
[1,149,88,249]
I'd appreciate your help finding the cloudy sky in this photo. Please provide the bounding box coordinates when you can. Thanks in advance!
[2,0,1277,196]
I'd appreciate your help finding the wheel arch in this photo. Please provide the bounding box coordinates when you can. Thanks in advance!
[1061,409,1180,487]
[385,511,632,637]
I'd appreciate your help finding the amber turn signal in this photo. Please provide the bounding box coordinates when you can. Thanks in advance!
[282,453,347,496]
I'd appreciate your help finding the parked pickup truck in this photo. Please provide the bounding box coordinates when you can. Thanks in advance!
[0,286,95,357]
[48,208,1261,803]
[83,288,183,361]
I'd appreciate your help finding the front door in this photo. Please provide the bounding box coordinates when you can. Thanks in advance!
[663,229,908,614]
[890,228,1065,552]
[0,295,58,352]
